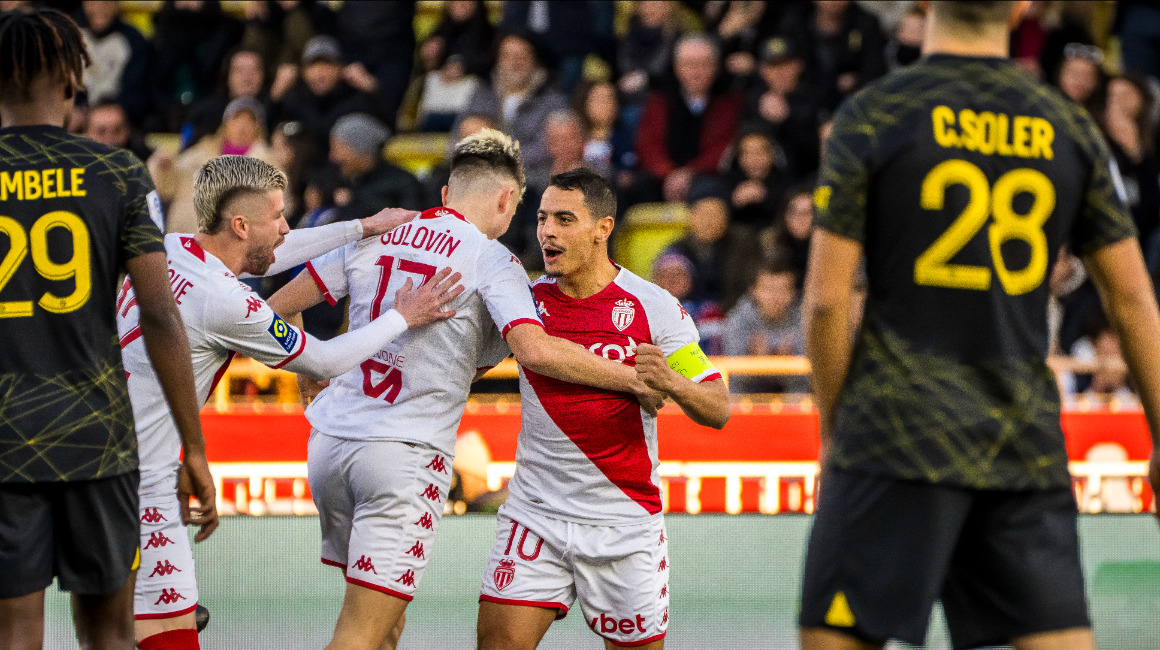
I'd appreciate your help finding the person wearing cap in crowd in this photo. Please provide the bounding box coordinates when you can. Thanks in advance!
[269,34,386,159]
[652,250,726,354]
[741,36,822,178]
[662,175,761,312]
[149,97,279,234]
[328,112,423,225]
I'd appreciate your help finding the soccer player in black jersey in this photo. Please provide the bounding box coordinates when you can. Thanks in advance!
[0,9,216,648]
[800,2,1160,649]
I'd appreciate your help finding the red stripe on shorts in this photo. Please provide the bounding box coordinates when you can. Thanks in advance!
[346,576,414,602]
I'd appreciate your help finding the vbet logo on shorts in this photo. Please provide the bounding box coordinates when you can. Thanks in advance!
[588,612,647,636]
[493,558,516,591]
[267,314,299,353]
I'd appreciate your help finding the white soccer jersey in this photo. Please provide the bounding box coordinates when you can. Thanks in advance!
[304,207,541,456]
[506,267,721,524]
[117,234,308,493]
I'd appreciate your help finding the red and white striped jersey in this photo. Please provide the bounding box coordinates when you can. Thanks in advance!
[117,235,307,492]
[507,267,721,524]
[304,207,540,456]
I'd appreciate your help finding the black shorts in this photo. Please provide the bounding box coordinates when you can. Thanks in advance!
[799,469,1089,649]
[0,471,140,599]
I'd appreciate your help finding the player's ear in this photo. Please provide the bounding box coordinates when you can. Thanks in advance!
[230,213,249,240]
[595,215,614,243]
[441,185,449,206]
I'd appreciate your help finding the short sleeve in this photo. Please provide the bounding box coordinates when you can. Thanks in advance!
[813,93,875,243]
[477,242,542,338]
[117,153,165,269]
[304,243,351,306]
[649,291,721,384]
[1070,117,1138,256]
[206,285,307,369]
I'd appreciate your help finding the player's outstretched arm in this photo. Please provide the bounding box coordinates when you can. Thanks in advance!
[803,229,863,461]
[125,251,219,541]
[505,323,666,413]
[1083,238,1160,525]
[634,343,730,428]
[276,268,463,381]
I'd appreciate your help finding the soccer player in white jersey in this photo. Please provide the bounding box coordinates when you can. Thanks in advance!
[266,131,665,650]
[476,168,730,650]
[117,155,462,650]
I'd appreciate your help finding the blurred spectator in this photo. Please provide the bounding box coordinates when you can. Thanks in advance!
[1055,42,1106,117]
[1102,73,1160,268]
[742,36,821,177]
[618,0,684,111]
[633,34,743,204]
[652,251,725,354]
[722,258,806,392]
[328,113,423,224]
[270,35,383,160]
[148,0,244,132]
[502,1,615,92]
[1040,2,1097,85]
[65,91,90,135]
[703,0,786,80]
[186,49,267,148]
[423,0,496,78]
[777,0,887,115]
[724,127,789,228]
[1114,0,1160,79]
[884,3,924,71]
[334,0,415,131]
[149,97,277,234]
[573,80,634,181]
[759,183,814,281]
[241,0,333,80]
[415,54,481,133]
[545,110,588,177]
[422,112,496,207]
[270,120,318,225]
[85,101,152,162]
[1011,0,1052,77]
[79,0,150,124]
[457,31,568,192]
[664,177,761,311]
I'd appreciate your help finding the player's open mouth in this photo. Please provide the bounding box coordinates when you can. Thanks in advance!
[542,244,564,262]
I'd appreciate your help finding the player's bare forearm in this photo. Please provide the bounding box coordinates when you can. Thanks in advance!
[268,270,326,322]
[803,230,862,446]
[635,343,729,428]
[507,323,643,392]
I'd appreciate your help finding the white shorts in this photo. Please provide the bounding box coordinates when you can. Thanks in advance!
[479,504,670,647]
[308,430,452,601]
[134,480,198,620]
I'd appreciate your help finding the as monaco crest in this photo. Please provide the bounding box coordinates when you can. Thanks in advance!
[612,299,636,331]
[494,559,516,591]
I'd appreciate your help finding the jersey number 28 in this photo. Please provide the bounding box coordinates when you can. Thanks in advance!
[914,160,1054,295]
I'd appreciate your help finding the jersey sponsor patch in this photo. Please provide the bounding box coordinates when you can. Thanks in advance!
[267,314,299,353]
[146,190,165,233]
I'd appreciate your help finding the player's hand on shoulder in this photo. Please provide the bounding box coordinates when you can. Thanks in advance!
[635,343,679,395]
[393,266,464,327]
[177,453,219,543]
[360,207,421,237]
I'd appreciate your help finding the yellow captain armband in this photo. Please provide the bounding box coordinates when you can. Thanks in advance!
[667,342,717,382]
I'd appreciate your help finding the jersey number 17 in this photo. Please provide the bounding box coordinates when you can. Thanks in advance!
[360,255,439,404]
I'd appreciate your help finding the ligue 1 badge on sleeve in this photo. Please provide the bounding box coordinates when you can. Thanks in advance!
[494,558,516,591]
[612,298,635,331]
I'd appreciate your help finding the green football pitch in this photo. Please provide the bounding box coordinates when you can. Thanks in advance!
[42,515,1160,649]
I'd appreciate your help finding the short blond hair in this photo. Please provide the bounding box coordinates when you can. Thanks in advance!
[193,155,287,233]
[448,128,526,201]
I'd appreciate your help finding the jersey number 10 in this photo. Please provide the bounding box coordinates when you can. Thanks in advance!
[914,159,1054,295]
[0,211,91,318]
[360,255,439,404]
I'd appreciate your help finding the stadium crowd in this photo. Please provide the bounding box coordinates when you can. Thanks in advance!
[2,0,1158,397]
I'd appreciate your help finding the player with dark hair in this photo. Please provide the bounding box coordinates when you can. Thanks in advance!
[800,1,1160,649]
[268,133,665,650]
[476,168,729,650]
[0,8,215,648]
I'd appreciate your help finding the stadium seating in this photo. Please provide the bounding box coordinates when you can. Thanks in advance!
[383,132,450,178]
[613,202,689,279]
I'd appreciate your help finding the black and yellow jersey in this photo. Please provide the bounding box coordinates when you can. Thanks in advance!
[815,54,1136,490]
[0,125,164,483]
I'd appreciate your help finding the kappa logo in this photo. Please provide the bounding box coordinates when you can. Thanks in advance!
[611,298,635,331]
[143,532,175,549]
[537,300,550,318]
[140,508,167,524]
[244,296,264,318]
[420,483,442,502]
[149,560,182,577]
[154,588,187,606]
[414,512,434,529]
[352,555,378,574]
[662,608,669,625]
[678,303,689,320]
[658,531,666,546]
[425,455,448,474]
[659,584,668,599]
[406,541,426,559]
[396,570,416,587]
[493,559,516,591]
[657,557,668,572]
